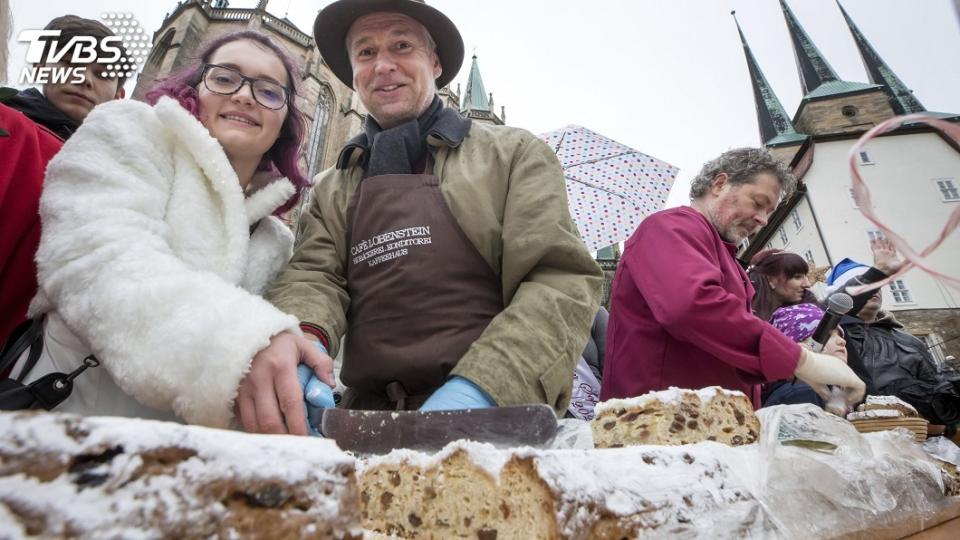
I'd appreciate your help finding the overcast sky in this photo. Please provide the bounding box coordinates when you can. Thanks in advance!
[5,0,960,207]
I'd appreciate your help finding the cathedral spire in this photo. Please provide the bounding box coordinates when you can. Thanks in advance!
[836,0,925,115]
[779,0,839,95]
[461,54,490,113]
[459,53,503,125]
[732,11,807,147]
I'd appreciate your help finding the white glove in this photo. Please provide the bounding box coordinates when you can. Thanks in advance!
[794,348,866,409]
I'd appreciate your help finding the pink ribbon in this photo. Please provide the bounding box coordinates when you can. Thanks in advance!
[845,114,960,296]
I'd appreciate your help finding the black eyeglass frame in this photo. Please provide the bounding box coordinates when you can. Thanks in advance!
[201,63,290,110]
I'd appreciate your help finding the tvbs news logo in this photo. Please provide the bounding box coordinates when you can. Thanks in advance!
[18,13,151,84]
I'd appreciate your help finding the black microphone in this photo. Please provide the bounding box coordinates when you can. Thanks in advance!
[811,293,854,352]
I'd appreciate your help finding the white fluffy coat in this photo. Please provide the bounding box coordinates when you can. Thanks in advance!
[23,97,301,428]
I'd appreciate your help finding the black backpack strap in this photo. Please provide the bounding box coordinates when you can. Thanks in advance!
[0,318,44,380]
[0,355,99,411]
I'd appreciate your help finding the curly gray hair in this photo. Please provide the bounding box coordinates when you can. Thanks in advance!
[689,147,796,201]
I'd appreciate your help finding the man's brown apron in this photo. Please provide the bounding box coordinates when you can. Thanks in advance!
[341,165,502,410]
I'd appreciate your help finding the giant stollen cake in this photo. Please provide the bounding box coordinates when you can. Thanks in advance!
[357,440,774,539]
[0,412,362,539]
[591,387,761,448]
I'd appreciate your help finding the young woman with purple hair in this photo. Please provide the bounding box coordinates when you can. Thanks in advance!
[10,31,333,432]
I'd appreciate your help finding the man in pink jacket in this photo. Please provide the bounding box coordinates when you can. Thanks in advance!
[601,147,864,409]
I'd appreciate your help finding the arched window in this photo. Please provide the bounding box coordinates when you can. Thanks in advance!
[306,85,333,178]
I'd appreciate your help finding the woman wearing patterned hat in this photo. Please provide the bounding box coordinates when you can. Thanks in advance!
[763,303,858,408]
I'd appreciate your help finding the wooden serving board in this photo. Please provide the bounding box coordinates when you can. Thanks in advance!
[851,417,929,442]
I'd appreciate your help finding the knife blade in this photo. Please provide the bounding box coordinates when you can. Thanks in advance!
[320,405,558,454]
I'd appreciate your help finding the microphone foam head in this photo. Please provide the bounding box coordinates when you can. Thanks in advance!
[827,292,854,314]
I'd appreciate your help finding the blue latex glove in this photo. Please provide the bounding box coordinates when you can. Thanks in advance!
[297,342,335,436]
[419,376,496,411]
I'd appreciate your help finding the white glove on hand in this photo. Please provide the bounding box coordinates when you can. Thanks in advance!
[794,348,866,409]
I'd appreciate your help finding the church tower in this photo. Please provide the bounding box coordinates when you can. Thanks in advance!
[735,1,960,362]
[779,0,893,136]
[835,0,943,117]
[460,54,505,125]
[732,11,809,166]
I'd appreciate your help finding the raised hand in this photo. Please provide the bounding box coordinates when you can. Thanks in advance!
[870,237,904,275]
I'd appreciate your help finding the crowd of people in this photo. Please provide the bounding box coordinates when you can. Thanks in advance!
[1,0,956,438]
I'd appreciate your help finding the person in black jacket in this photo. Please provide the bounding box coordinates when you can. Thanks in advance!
[3,15,126,140]
[841,288,960,431]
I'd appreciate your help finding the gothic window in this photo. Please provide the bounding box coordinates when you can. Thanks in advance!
[777,226,788,247]
[306,85,333,178]
[803,250,815,266]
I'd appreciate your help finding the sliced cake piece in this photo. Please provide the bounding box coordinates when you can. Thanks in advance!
[591,387,760,448]
[856,395,919,418]
[0,411,362,539]
[357,440,773,539]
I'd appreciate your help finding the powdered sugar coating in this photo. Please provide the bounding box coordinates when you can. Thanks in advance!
[861,395,918,415]
[359,439,517,480]
[593,386,742,416]
[363,439,771,538]
[847,409,905,420]
[0,412,361,539]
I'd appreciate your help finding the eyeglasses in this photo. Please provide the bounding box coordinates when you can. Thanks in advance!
[201,64,289,110]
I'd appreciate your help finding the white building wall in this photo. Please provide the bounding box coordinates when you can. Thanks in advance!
[801,132,960,312]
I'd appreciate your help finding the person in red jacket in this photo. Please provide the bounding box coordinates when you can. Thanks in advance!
[0,104,62,355]
[601,147,865,409]
[4,15,127,141]
[0,15,125,353]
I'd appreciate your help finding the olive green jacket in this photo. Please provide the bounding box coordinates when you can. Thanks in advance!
[265,121,602,414]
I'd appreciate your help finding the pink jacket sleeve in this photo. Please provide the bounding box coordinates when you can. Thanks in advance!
[627,212,801,382]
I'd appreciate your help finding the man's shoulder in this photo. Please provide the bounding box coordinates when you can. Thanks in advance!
[641,206,706,231]
[464,122,540,151]
[626,207,712,252]
[0,103,63,147]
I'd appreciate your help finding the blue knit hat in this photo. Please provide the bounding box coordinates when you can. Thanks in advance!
[826,258,869,296]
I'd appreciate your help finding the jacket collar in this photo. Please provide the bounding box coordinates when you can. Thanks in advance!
[153,97,295,226]
[336,103,472,170]
[5,87,78,140]
[245,171,296,225]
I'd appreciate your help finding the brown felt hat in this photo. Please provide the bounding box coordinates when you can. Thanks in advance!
[313,0,464,89]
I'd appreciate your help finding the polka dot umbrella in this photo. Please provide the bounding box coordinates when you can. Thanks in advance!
[539,125,679,253]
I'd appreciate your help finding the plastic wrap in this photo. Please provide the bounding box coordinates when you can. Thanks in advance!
[747,404,947,538]
[924,436,960,466]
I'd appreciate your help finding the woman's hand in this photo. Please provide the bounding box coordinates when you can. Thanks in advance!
[235,332,334,435]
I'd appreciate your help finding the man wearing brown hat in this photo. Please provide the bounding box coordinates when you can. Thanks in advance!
[244,0,601,434]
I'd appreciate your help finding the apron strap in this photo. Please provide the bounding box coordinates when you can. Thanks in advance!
[385,381,408,411]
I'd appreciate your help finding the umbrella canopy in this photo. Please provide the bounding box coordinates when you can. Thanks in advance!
[540,125,679,253]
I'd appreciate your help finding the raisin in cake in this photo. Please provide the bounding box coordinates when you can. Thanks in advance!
[591,387,760,448]
[0,411,362,539]
[358,440,773,539]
